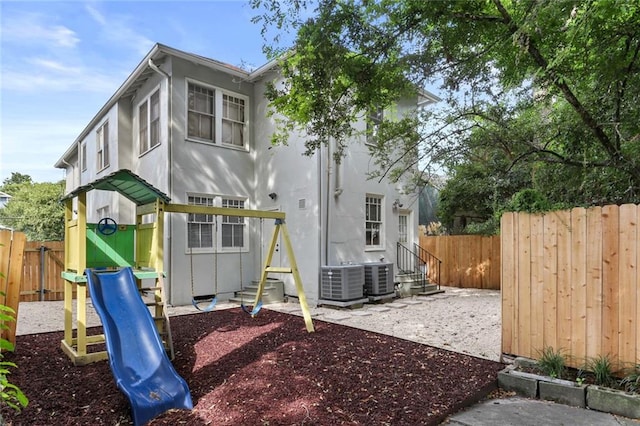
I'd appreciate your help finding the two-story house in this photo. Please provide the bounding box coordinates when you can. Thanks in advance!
[54,43,438,306]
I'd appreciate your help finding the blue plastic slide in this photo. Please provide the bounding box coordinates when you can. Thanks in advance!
[85,267,193,425]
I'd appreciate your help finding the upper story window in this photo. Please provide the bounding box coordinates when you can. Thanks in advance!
[222,94,245,147]
[80,142,87,171]
[365,195,383,248]
[96,121,109,170]
[139,89,160,154]
[187,80,248,149]
[366,107,383,146]
[188,83,215,142]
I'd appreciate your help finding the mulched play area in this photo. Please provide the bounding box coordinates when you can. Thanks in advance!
[1,309,503,425]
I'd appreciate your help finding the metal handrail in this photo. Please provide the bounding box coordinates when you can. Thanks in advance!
[397,242,429,292]
[414,242,441,290]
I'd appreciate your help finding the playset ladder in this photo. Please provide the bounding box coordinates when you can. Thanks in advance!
[252,219,315,332]
[140,273,174,359]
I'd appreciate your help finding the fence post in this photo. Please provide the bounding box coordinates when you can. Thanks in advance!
[40,245,46,302]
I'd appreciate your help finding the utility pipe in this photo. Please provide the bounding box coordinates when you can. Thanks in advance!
[148,58,174,303]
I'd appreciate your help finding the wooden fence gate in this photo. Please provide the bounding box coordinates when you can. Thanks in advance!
[0,229,26,345]
[21,241,66,302]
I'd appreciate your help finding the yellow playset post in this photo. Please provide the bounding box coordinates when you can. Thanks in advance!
[60,170,314,365]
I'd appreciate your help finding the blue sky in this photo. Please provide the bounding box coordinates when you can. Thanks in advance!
[0,0,280,183]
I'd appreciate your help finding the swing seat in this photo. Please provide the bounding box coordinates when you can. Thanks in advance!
[192,294,217,312]
[241,300,263,317]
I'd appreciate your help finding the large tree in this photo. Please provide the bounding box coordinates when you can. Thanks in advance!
[251,0,640,206]
[0,177,65,241]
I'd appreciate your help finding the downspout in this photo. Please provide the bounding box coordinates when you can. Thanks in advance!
[148,58,173,303]
[325,140,331,265]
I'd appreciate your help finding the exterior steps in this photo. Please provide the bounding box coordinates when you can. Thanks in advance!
[395,272,439,297]
[228,279,285,305]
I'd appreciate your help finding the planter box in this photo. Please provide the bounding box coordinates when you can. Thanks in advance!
[499,360,640,420]
[587,385,640,419]
[497,366,538,398]
[539,380,587,408]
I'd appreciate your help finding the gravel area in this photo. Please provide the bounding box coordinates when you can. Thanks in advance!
[16,286,502,361]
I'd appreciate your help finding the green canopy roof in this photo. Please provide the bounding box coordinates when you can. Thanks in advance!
[62,169,170,206]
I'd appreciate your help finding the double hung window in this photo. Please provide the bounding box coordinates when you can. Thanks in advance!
[139,89,160,153]
[96,121,109,170]
[187,195,247,251]
[365,195,383,248]
[187,81,248,148]
[187,195,215,249]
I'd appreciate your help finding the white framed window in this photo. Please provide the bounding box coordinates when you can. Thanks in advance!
[366,107,383,146]
[222,94,245,147]
[96,121,109,170]
[81,142,87,171]
[187,83,215,142]
[186,80,248,149]
[186,194,248,251]
[139,89,160,154]
[221,198,245,248]
[398,213,408,244]
[365,195,383,248]
[187,195,215,249]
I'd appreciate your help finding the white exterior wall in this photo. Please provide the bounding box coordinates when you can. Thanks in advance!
[253,71,322,303]
[165,57,257,306]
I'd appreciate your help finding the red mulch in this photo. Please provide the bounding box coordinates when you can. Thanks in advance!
[1,309,503,425]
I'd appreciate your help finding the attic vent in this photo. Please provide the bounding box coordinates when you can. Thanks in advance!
[298,198,306,209]
[320,265,364,301]
[363,262,394,296]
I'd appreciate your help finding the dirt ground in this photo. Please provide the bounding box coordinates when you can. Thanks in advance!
[3,286,504,425]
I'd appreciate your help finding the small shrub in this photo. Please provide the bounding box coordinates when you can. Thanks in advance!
[621,365,640,394]
[587,355,615,387]
[0,304,28,411]
[537,346,566,379]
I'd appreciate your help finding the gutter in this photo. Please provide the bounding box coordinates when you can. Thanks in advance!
[148,58,174,304]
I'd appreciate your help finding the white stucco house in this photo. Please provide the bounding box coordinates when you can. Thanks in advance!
[54,43,438,307]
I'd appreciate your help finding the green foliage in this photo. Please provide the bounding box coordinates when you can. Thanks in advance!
[621,365,640,394]
[587,355,615,388]
[252,0,640,220]
[537,347,566,379]
[505,189,552,213]
[0,287,28,412]
[0,176,65,241]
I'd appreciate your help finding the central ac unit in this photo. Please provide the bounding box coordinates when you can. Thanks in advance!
[320,265,364,301]
[363,262,394,296]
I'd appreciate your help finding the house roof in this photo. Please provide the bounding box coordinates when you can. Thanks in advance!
[61,169,170,206]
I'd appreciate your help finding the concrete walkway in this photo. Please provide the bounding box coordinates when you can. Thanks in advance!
[445,396,639,425]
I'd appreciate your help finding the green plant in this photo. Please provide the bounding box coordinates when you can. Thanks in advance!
[587,355,615,387]
[575,369,586,386]
[621,365,640,394]
[536,346,566,379]
[0,287,28,412]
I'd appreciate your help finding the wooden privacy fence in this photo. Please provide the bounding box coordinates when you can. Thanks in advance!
[22,241,66,302]
[420,235,500,289]
[502,205,640,371]
[0,229,26,345]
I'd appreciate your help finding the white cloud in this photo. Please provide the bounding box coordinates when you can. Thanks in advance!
[84,3,155,56]
[0,65,124,93]
[1,13,80,48]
